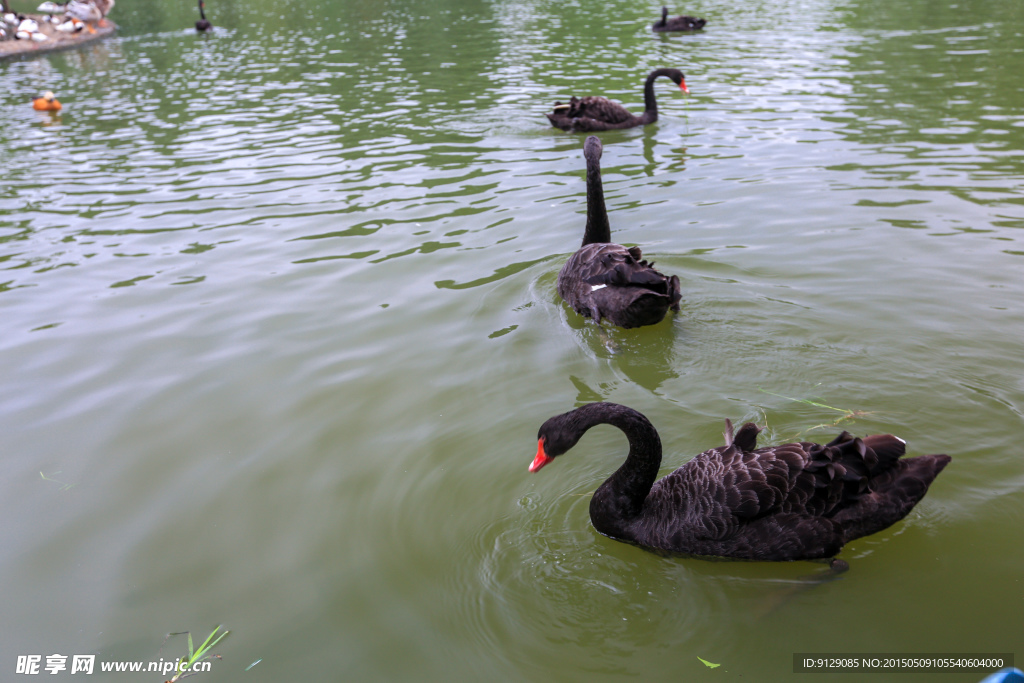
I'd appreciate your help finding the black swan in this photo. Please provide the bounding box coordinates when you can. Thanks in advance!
[652,7,706,32]
[195,0,212,32]
[547,68,688,132]
[557,136,681,328]
[530,403,951,561]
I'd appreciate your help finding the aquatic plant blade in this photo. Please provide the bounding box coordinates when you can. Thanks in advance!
[758,388,849,414]
[697,656,721,669]
[198,626,228,654]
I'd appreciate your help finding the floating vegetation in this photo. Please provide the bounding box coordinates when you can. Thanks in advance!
[39,471,76,491]
[758,388,875,438]
[162,626,229,681]
[697,656,721,669]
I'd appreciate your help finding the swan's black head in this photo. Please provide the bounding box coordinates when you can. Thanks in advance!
[659,68,689,94]
[530,411,584,472]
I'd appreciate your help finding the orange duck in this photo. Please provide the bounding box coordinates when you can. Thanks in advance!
[32,91,62,111]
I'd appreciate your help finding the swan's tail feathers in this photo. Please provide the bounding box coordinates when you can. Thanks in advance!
[585,264,674,295]
[667,274,681,311]
[861,433,906,472]
[626,267,672,291]
[733,422,762,452]
[834,453,950,543]
[546,100,576,130]
[723,419,760,451]
[546,112,573,131]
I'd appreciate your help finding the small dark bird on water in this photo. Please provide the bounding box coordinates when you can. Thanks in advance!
[195,0,212,32]
[652,7,706,32]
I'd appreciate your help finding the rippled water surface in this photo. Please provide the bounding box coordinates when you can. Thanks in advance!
[2,0,1023,679]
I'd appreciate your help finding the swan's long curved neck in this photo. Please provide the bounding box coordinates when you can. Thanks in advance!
[641,71,664,124]
[582,150,611,246]
[198,0,207,20]
[571,404,662,529]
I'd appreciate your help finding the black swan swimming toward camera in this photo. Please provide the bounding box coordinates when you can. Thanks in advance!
[557,136,681,328]
[652,7,706,32]
[547,68,689,132]
[530,403,951,561]
[195,0,212,31]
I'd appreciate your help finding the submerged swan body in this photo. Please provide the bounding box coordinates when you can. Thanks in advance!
[557,137,681,328]
[547,68,688,132]
[531,403,951,561]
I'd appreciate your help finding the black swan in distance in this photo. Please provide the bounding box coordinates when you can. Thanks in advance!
[547,68,688,132]
[195,0,212,31]
[652,7,706,32]
[530,403,951,561]
[557,137,681,329]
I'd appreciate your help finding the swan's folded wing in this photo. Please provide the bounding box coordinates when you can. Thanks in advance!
[653,443,808,533]
[571,96,635,125]
[578,246,673,291]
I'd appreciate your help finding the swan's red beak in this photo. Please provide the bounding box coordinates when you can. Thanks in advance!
[679,81,690,95]
[530,438,553,472]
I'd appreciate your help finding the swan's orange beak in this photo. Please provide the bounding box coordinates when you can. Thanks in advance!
[679,81,690,95]
[530,438,553,472]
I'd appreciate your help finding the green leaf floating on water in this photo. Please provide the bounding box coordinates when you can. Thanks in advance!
[697,656,721,669]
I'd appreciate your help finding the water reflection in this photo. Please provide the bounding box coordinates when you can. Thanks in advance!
[823,0,1024,233]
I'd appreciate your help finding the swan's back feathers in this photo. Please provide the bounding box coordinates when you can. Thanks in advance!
[558,243,682,328]
[547,96,638,132]
[567,96,634,124]
[635,428,949,560]
[584,252,674,295]
[653,13,706,32]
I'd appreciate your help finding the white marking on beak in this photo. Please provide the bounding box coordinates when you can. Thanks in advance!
[591,284,607,291]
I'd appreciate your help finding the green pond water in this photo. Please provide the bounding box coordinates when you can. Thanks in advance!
[2,0,1023,679]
